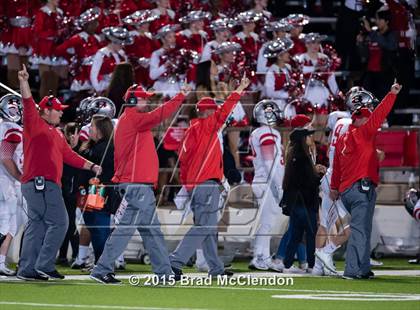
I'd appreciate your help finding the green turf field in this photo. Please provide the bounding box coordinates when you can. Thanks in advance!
[1,258,419,310]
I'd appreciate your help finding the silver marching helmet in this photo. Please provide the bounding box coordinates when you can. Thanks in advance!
[253,100,282,126]
[345,87,379,112]
[102,26,134,45]
[0,94,23,124]
[179,10,212,24]
[210,18,236,32]
[263,37,294,58]
[404,188,419,219]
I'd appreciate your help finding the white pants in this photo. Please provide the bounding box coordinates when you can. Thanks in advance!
[252,182,283,259]
[0,176,26,236]
[320,171,349,232]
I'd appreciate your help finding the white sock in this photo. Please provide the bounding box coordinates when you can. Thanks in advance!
[77,245,89,262]
[117,253,124,263]
[323,243,338,255]
[196,249,207,266]
[0,255,5,265]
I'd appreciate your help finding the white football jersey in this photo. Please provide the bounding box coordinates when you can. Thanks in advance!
[250,126,284,186]
[0,121,23,179]
[328,117,352,171]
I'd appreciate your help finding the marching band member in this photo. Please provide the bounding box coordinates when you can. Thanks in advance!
[90,26,132,94]
[201,18,235,63]
[249,99,285,271]
[283,14,309,56]
[0,94,24,276]
[55,8,103,93]
[149,24,181,98]
[177,11,211,55]
[123,10,159,89]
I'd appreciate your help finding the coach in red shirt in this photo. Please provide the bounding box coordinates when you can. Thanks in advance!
[91,84,190,284]
[16,65,101,281]
[330,82,402,279]
[169,75,250,277]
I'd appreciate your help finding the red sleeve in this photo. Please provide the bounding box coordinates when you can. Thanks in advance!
[33,11,55,39]
[135,93,185,131]
[330,136,343,191]
[55,35,79,57]
[61,134,86,169]
[361,92,397,137]
[209,92,242,129]
[22,97,43,133]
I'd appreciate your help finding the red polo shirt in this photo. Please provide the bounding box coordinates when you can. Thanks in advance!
[331,92,397,193]
[112,93,185,184]
[22,97,86,186]
[179,92,242,191]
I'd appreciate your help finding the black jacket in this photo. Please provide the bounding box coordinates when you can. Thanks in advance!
[282,153,320,210]
[78,139,116,213]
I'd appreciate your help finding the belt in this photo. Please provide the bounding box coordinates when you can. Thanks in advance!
[9,16,31,28]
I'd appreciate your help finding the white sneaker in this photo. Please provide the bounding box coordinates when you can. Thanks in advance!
[299,262,308,271]
[315,249,335,273]
[268,259,284,272]
[283,265,306,274]
[370,258,383,267]
[249,255,269,271]
[312,257,324,276]
[0,264,16,276]
[114,260,126,270]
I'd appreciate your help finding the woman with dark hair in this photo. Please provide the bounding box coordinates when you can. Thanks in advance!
[282,128,326,273]
[78,115,115,263]
[105,62,135,116]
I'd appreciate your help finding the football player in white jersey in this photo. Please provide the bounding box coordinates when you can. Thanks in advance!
[249,100,285,271]
[313,87,379,275]
[0,94,25,276]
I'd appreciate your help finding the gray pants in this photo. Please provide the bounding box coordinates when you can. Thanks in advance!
[18,181,68,276]
[341,181,376,277]
[170,180,224,275]
[91,184,173,277]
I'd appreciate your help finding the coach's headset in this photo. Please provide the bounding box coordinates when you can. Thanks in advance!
[127,84,139,105]
[45,90,55,109]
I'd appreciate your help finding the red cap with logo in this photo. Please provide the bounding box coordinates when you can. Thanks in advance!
[38,95,68,111]
[124,84,154,103]
[288,114,311,128]
[196,97,218,112]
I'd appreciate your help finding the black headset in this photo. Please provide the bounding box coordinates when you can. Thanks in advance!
[127,84,138,105]
[46,90,54,108]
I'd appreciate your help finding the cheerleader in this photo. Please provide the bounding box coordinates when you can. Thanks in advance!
[149,24,181,98]
[282,14,309,56]
[264,38,295,113]
[123,10,159,89]
[55,8,103,93]
[90,26,132,94]
[32,0,67,98]
[150,0,176,34]
[4,0,36,89]
[201,18,235,63]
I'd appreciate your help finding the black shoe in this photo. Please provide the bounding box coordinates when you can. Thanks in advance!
[71,262,88,269]
[171,266,183,276]
[342,274,361,280]
[36,269,65,280]
[360,271,375,279]
[212,269,234,278]
[56,257,69,266]
[17,273,49,281]
[90,273,121,285]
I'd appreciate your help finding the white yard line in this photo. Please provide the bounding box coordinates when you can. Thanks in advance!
[0,301,208,310]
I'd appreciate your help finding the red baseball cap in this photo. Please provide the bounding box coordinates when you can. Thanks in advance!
[289,114,311,128]
[38,95,68,111]
[352,107,372,121]
[124,84,154,102]
[196,97,217,112]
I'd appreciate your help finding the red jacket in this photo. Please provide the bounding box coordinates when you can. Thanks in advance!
[331,92,397,193]
[112,94,185,184]
[21,97,86,186]
[179,92,242,191]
